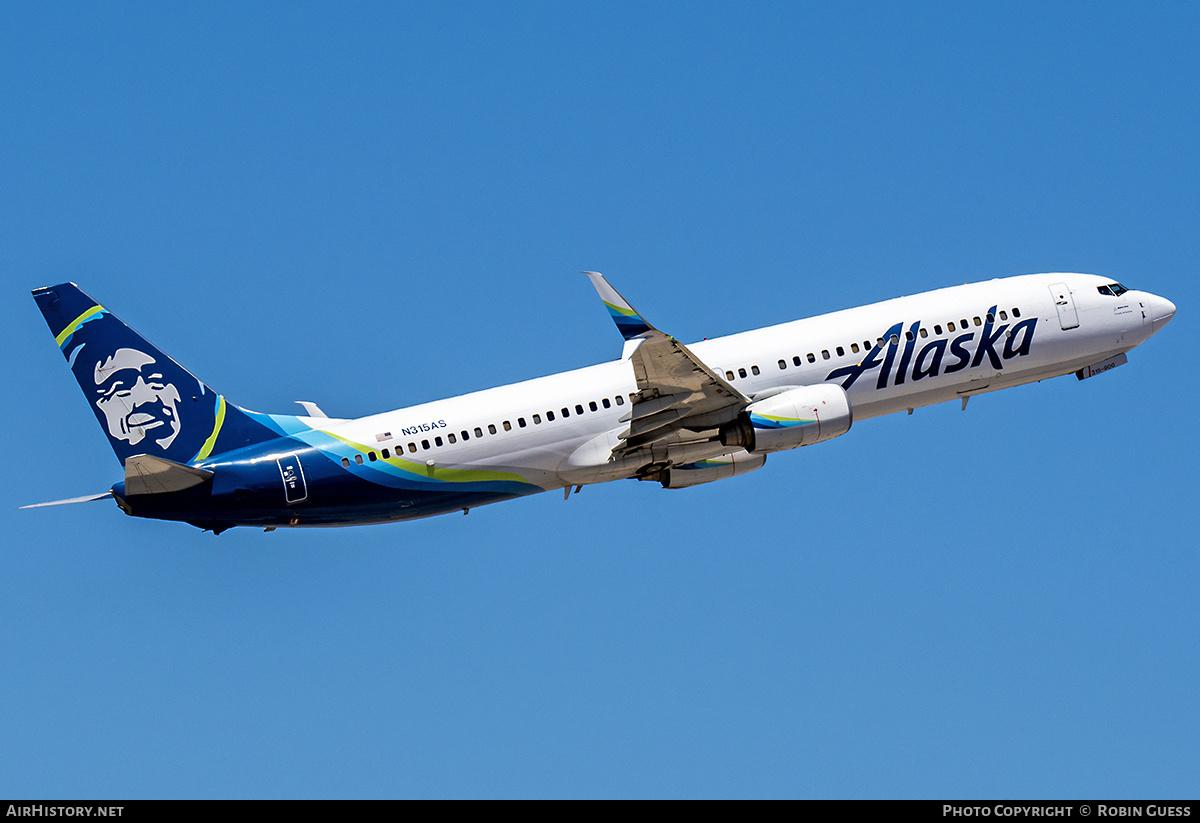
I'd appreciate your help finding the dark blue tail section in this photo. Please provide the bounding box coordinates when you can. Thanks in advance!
[33,283,284,466]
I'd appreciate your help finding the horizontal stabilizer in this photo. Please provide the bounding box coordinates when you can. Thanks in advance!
[125,454,214,496]
[20,492,112,509]
[295,401,329,418]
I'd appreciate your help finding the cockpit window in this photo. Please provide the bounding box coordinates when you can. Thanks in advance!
[1097,283,1129,297]
[1097,285,1114,296]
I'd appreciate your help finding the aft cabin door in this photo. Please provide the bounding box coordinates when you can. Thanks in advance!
[277,453,308,504]
[1049,283,1080,330]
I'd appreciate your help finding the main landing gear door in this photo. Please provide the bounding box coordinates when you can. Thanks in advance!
[1049,283,1080,330]
[277,453,308,504]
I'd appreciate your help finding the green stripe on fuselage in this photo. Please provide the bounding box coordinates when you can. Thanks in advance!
[325,432,532,486]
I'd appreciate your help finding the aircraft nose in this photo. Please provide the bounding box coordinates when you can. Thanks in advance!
[1149,294,1176,331]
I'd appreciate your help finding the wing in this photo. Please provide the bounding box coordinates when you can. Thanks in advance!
[584,272,750,461]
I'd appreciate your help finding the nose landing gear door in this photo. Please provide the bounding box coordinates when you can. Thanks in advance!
[1049,283,1080,330]
[277,453,308,504]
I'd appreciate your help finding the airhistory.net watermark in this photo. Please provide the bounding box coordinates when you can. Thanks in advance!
[6,807,123,817]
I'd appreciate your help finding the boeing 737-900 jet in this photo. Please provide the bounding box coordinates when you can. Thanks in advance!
[26,271,1175,533]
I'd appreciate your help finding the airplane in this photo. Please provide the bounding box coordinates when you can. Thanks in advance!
[26,271,1175,533]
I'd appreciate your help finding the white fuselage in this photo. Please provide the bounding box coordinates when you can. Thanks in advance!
[300,273,1172,497]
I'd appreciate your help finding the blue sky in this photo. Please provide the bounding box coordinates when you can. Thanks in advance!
[2,2,1197,798]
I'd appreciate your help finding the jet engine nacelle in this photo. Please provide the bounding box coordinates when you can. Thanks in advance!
[657,450,766,489]
[745,383,852,453]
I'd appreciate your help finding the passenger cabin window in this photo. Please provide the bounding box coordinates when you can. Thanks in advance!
[807,353,816,363]
[793,356,802,367]
[355,454,364,465]
[461,431,469,441]
[836,346,844,357]
[822,350,830,360]
[368,452,377,462]
[726,370,735,380]
[948,321,956,332]
[998,311,1007,321]
[750,365,760,376]
[517,418,526,428]
[778,359,787,369]
[919,328,928,338]
[421,439,430,450]
[342,457,350,468]
[547,411,555,421]
[1012,308,1021,318]
[589,401,598,411]
[503,421,511,431]
[408,443,417,453]
[382,448,390,458]
[447,433,456,444]
[488,424,497,434]
[615,395,624,406]
[602,398,611,408]
[434,436,443,447]
[561,407,570,417]
[532,414,541,424]
[851,343,859,354]
[474,427,483,438]
[934,325,942,334]
[575,404,584,415]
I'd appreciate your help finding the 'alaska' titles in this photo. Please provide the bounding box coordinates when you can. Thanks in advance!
[826,306,1037,390]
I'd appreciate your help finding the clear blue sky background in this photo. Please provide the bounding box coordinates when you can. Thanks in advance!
[2,2,1197,799]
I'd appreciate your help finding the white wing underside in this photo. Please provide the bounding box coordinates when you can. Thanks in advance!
[615,331,750,458]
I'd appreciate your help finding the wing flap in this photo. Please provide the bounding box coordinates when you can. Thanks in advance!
[621,406,689,440]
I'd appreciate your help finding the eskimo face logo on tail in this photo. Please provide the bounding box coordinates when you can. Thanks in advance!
[826,307,1038,390]
[93,348,183,449]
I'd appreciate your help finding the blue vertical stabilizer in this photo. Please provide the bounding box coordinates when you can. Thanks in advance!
[32,283,288,466]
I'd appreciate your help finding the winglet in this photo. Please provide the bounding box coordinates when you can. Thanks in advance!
[583,271,655,341]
